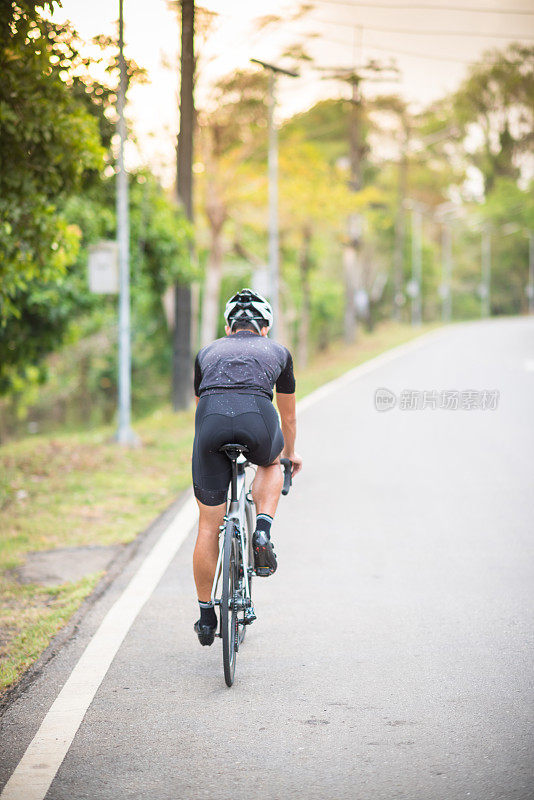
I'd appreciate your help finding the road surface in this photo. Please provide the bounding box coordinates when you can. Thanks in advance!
[1,318,533,800]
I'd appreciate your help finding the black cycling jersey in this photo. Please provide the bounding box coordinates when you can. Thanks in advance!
[194,330,295,400]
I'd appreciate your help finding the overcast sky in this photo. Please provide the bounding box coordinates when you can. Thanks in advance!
[52,0,534,183]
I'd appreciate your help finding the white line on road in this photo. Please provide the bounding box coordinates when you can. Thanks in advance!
[1,324,446,800]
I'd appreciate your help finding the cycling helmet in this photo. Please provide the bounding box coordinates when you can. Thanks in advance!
[224,288,273,333]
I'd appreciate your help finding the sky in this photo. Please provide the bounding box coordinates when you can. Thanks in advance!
[52,0,534,184]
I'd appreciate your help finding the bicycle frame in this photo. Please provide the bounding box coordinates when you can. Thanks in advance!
[210,455,253,608]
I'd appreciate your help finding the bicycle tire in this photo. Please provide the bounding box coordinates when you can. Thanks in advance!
[239,496,255,645]
[221,518,239,686]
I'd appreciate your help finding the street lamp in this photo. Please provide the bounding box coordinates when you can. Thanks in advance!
[250,59,298,341]
[435,202,458,324]
[404,199,424,327]
[115,0,137,445]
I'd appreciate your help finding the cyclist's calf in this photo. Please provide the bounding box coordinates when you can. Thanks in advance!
[251,459,283,519]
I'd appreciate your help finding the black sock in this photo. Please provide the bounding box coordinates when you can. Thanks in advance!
[256,513,273,539]
[199,600,217,627]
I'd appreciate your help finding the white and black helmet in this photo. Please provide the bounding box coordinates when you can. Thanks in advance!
[224,288,273,333]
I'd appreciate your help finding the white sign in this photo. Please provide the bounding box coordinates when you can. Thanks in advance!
[88,241,119,294]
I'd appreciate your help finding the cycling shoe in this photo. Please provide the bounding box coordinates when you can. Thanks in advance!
[253,531,277,576]
[194,619,217,646]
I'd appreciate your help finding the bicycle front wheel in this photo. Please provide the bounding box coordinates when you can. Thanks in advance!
[221,518,239,687]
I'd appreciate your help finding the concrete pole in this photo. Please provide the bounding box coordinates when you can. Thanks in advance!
[344,78,362,343]
[481,227,491,318]
[441,221,452,323]
[411,206,422,326]
[251,59,297,341]
[528,232,534,315]
[393,144,407,323]
[115,0,136,445]
[267,70,279,341]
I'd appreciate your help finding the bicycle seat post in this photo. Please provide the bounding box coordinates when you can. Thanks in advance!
[219,443,249,504]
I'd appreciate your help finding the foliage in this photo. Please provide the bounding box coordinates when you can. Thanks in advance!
[423,44,534,196]
[0,2,190,402]
[480,179,534,315]
[0,171,192,406]
[0,1,105,319]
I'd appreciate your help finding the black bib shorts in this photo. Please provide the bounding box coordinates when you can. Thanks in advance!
[192,392,284,506]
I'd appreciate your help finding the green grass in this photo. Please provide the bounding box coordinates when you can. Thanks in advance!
[0,320,440,695]
[0,574,102,691]
[295,321,439,399]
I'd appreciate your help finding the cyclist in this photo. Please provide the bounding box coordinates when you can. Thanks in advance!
[192,288,302,646]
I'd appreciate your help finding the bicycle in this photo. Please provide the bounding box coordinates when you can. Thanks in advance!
[210,444,292,687]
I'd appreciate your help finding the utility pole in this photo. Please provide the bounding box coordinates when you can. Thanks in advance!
[528,231,534,315]
[251,59,298,341]
[115,0,137,445]
[441,220,452,323]
[410,203,423,326]
[345,74,362,343]
[173,0,194,410]
[319,60,398,342]
[481,226,491,318]
[393,119,409,322]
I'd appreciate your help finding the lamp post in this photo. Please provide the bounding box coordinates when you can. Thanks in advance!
[115,0,137,445]
[436,202,457,324]
[251,59,298,340]
[528,231,534,315]
[405,200,424,327]
[481,226,491,318]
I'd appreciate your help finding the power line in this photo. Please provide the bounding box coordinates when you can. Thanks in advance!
[311,0,534,14]
[309,17,534,39]
[316,31,499,63]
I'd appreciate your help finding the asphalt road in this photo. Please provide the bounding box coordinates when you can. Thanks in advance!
[1,318,533,800]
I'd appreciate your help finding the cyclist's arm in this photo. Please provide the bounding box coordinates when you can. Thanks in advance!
[276,392,302,475]
[194,354,201,406]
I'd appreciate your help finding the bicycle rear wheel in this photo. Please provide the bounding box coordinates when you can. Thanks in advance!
[239,495,255,645]
[221,518,239,686]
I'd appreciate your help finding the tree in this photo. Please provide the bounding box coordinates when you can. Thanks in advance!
[0,2,104,320]
[425,44,534,196]
[196,69,269,346]
[279,136,380,365]
[0,5,190,400]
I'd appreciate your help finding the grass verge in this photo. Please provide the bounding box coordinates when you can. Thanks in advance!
[0,320,440,695]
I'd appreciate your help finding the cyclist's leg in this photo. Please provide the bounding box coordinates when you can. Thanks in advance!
[193,500,226,601]
[244,396,284,516]
[251,459,283,517]
[233,397,283,576]
[192,397,233,601]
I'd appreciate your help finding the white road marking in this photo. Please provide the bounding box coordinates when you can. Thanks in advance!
[524,359,534,372]
[0,496,198,800]
[1,324,446,800]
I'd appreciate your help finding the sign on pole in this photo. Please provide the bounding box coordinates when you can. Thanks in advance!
[88,241,119,294]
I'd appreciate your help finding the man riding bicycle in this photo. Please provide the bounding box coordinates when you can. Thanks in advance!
[192,288,302,646]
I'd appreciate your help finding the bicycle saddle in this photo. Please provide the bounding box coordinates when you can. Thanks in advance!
[219,443,249,460]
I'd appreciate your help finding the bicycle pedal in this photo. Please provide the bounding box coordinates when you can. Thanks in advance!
[244,608,257,624]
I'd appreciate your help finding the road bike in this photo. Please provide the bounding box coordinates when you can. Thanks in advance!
[210,444,292,686]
